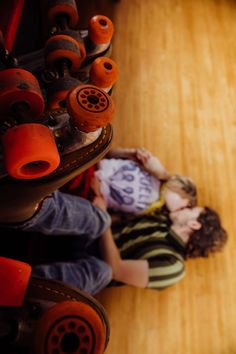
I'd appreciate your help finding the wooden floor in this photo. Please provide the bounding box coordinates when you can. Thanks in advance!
[81,1,236,353]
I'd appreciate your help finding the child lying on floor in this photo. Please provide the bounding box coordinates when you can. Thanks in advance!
[92,147,197,215]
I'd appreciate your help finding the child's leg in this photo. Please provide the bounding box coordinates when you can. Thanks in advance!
[32,256,112,295]
[12,190,111,243]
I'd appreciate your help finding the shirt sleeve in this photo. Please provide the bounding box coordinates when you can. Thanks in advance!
[146,252,185,290]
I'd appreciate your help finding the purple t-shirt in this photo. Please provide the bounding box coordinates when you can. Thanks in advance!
[95,159,160,214]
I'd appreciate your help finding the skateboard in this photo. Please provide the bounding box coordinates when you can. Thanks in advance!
[0,257,110,354]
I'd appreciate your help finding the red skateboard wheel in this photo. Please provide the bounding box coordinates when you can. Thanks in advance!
[90,57,119,88]
[34,301,107,354]
[45,34,85,73]
[59,29,86,60]
[47,0,79,29]
[47,76,80,109]
[0,68,45,119]
[89,15,114,45]
[2,123,60,179]
[66,84,115,132]
[0,257,31,307]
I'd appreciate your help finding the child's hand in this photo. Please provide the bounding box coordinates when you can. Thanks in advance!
[136,149,170,180]
[135,148,153,164]
[92,195,107,211]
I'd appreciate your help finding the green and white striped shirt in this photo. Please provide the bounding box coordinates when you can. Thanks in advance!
[112,211,186,290]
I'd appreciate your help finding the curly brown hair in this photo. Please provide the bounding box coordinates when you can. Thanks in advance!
[185,207,228,258]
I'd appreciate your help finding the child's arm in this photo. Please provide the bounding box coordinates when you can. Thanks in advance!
[105,147,137,160]
[106,147,170,180]
[93,195,148,288]
[136,148,170,180]
[90,175,103,197]
[99,227,148,288]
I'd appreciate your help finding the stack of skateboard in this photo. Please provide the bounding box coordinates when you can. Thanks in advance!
[0,1,118,353]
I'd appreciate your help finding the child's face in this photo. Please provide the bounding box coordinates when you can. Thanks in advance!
[164,188,190,212]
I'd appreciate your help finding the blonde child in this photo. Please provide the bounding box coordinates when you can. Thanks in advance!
[92,147,197,215]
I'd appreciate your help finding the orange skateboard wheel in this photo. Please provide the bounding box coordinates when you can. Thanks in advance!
[59,29,86,60]
[0,68,45,119]
[33,301,107,354]
[47,0,79,29]
[66,84,115,132]
[45,34,85,73]
[89,15,114,45]
[47,76,80,109]
[2,123,60,179]
[0,257,31,307]
[90,57,119,88]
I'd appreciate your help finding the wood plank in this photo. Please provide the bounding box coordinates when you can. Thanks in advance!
[80,0,236,353]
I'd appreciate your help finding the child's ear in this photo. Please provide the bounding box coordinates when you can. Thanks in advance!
[189,220,202,230]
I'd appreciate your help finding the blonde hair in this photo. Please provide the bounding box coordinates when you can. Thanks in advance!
[145,174,197,215]
[165,174,197,207]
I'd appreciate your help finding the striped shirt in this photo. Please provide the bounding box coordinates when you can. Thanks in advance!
[112,210,186,290]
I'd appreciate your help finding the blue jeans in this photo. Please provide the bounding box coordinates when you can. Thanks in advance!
[15,190,112,295]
